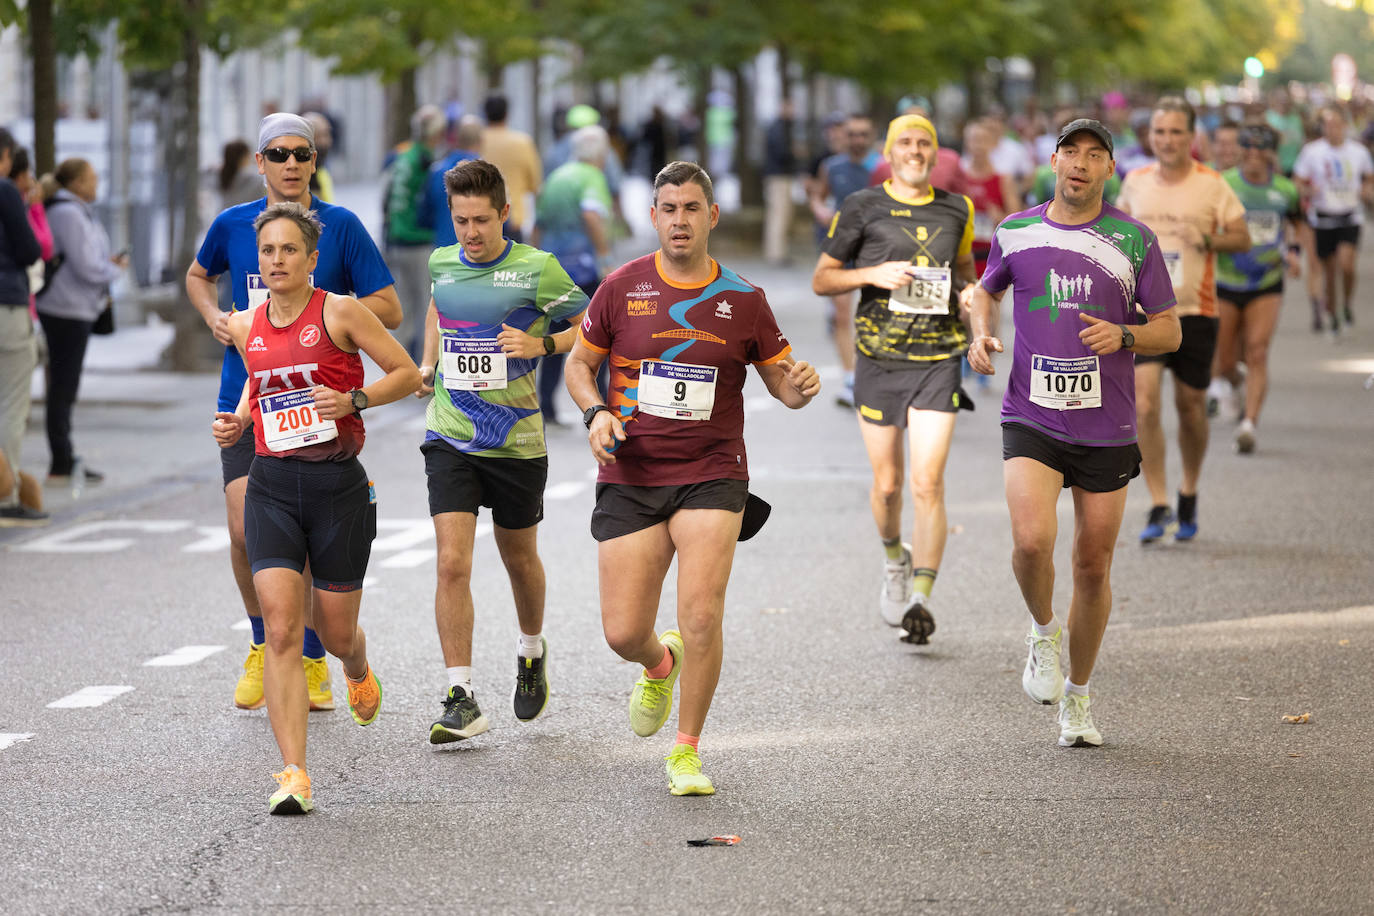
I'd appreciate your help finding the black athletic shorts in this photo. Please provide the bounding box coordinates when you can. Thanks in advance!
[855,355,963,425]
[220,430,255,489]
[244,455,376,591]
[1217,282,1283,310]
[1314,223,1360,260]
[1002,423,1140,493]
[422,438,546,530]
[1133,314,1218,391]
[590,479,749,542]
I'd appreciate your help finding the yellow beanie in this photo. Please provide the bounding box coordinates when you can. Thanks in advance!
[884,114,938,157]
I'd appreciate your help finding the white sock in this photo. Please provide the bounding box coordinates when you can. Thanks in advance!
[446,666,473,695]
[1065,679,1089,697]
[1033,617,1059,638]
[518,632,544,659]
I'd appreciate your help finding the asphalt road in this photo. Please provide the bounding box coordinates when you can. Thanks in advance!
[2,246,1372,914]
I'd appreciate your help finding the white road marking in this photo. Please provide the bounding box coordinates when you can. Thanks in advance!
[15,520,192,553]
[47,685,135,708]
[181,526,231,553]
[371,519,435,552]
[143,645,226,667]
[545,481,588,501]
[379,523,490,569]
[0,733,35,750]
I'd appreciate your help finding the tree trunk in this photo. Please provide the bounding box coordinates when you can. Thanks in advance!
[733,64,761,206]
[391,66,418,149]
[30,0,56,175]
[169,11,204,371]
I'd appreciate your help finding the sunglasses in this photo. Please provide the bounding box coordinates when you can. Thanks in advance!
[262,146,314,163]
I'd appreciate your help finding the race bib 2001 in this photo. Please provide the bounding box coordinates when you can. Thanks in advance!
[260,387,338,452]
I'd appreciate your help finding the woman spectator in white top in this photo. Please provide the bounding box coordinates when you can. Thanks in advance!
[36,158,128,485]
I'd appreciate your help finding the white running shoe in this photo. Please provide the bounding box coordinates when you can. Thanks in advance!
[1022,627,1065,705]
[1058,692,1103,747]
[879,545,913,626]
[1234,418,1256,454]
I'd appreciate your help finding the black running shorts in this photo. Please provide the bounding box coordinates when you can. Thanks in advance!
[220,430,255,489]
[1002,422,1140,493]
[1133,315,1218,391]
[244,455,376,591]
[1217,282,1283,310]
[855,355,963,426]
[422,438,547,530]
[590,479,749,542]
[1314,223,1359,260]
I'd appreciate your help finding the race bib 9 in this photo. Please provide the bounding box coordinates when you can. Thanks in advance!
[1029,354,1102,410]
[260,387,338,452]
[638,360,717,420]
[442,338,507,390]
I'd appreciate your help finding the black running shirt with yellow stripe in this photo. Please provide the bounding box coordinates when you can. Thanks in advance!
[823,182,975,364]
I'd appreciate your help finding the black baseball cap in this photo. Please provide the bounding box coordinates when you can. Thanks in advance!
[1056,118,1114,157]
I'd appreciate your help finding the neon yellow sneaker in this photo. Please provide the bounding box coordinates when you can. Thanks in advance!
[628,630,683,737]
[665,744,714,796]
[268,765,314,815]
[234,643,266,710]
[347,665,382,726]
[303,656,335,711]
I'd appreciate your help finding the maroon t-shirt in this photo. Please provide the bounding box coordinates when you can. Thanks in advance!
[578,251,791,486]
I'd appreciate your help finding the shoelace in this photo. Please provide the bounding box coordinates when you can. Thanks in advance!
[516,658,541,696]
[637,675,671,709]
[1061,694,1091,728]
[273,767,308,793]
[666,747,701,775]
[1025,633,1059,675]
[349,674,377,708]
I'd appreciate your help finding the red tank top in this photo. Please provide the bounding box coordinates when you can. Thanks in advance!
[245,287,365,461]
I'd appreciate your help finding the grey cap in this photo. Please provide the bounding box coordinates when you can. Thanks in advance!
[257,113,314,152]
[1056,118,1113,156]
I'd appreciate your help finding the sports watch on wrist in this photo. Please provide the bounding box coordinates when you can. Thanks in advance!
[349,389,369,414]
[1120,327,1135,350]
[542,335,556,355]
[583,404,610,428]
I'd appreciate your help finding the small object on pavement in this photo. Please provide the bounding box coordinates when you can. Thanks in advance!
[687,835,741,847]
[1281,712,1311,724]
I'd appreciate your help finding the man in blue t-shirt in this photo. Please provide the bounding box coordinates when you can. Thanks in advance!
[185,113,402,714]
[963,119,1180,750]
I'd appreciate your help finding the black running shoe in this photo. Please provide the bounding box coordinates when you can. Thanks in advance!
[899,595,936,645]
[513,637,549,722]
[429,686,489,744]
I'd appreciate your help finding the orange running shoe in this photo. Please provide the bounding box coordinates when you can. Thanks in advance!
[347,665,382,726]
[269,765,313,814]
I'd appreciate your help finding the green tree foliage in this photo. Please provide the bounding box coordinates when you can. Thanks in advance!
[1275,0,1374,86]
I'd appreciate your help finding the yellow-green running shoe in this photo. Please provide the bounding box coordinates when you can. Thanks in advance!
[234,643,266,710]
[304,656,335,711]
[665,743,714,796]
[629,629,683,737]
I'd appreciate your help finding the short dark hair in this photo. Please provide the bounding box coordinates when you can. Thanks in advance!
[10,147,29,179]
[483,94,509,124]
[1152,95,1196,133]
[652,160,715,207]
[1214,120,1241,135]
[254,201,324,254]
[444,158,508,211]
[0,128,15,160]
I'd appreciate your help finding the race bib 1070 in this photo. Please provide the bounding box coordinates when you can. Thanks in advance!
[1029,354,1101,411]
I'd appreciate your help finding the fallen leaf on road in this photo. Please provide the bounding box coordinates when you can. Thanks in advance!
[1282,712,1311,724]
[1338,639,1350,647]
[1287,753,1304,758]
[949,524,964,535]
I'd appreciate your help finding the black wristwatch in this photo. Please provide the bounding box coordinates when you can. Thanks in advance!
[583,404,610,428]
[349,389,369,414]
[1120,327,1135,350]
[542,335,556,355]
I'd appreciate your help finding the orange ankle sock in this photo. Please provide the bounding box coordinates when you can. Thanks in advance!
[675,731,699,750]
[645,646,673,679]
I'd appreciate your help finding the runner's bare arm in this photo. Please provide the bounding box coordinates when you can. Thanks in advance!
[312,295,420,420]
[357,285,403,330]
[812,252,917,295]
[1202,216,1251,254]
[417,298,440,395]
[497,309,585,358]
[185,260,233,346]
[1105,306,1180,357]
[962,283,1005,375]
[756,356,820,409]
[566,340,625,465]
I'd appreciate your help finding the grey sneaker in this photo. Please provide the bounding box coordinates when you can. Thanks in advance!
[879,545,913,626]
[1022,627,1065,705]
[429,686,489,744]
[0,504,50,527]
[1058,692,1103,747]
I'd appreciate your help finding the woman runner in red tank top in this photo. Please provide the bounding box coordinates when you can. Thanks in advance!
[211,202,419,815]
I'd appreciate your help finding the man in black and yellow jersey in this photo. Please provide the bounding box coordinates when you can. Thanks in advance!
[812,113,976,643]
